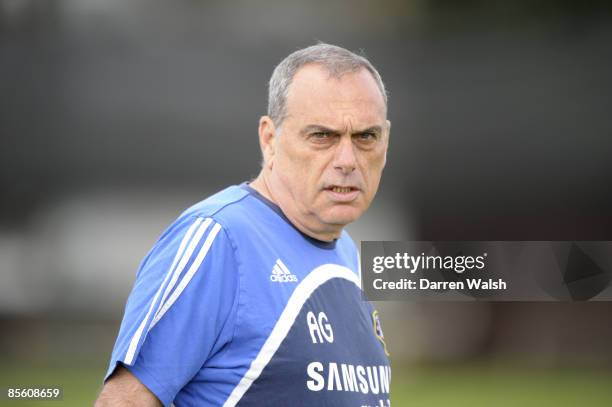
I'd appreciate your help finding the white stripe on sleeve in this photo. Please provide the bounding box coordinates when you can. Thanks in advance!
[149,222,222,329]
[151,218,213,327]
[124,216,204,365]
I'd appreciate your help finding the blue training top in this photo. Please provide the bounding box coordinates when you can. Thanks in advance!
[106,184,391,406]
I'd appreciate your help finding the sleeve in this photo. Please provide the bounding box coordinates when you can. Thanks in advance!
[105,215,239,406]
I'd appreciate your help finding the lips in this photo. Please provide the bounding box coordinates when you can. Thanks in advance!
[324,185,361,202]
[331,186,355,193]
[325,185,359,192]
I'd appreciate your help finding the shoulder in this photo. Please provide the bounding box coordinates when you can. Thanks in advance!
[173,185,259,235]
[132,185,255,283]
[336,230,360,276]
[337,229,358,254]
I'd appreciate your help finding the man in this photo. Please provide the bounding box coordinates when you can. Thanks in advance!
[96,43,392,406]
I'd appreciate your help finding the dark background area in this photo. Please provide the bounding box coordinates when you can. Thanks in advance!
[2,1,611,238]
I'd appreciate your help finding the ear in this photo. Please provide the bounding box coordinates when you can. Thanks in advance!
[383,119,391,167]
[258,116,277,169]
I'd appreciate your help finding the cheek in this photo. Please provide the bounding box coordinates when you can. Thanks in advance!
[302,157,328,186]
[361,152,386,182]
[279,149,321,198]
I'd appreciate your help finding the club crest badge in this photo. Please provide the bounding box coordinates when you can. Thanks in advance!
[372,310,390,356]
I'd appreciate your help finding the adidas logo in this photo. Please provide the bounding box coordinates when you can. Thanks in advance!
[270,259,298,283]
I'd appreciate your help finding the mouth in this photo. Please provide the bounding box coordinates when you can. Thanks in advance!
[329,186,357,194]
[324,185,361,202]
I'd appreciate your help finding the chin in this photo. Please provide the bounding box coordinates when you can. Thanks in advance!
[321,206,364,226]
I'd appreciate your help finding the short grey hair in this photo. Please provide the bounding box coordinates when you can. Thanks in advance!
[267,43,388,126]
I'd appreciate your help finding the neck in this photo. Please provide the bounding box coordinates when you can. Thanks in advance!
[250,172,341,242]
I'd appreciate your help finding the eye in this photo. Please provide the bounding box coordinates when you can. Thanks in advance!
[354,132,378,143]
[309,131,336,145]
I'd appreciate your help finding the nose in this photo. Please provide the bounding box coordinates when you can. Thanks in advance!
[333,136,357,174]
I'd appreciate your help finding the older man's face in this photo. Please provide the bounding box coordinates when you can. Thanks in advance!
[266,64,389,239]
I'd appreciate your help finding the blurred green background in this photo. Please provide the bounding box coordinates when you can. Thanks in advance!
[2,359,612,406]
[2,308,612,405]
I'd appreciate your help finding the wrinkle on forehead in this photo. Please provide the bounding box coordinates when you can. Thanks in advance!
[342,115,354,133]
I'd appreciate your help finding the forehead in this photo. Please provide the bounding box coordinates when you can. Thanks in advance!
[285,64,386,126]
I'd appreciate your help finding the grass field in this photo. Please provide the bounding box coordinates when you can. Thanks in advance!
[394,364,612,407]
[1,361,611,406]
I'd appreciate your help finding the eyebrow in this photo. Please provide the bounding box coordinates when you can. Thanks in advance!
[301,124,383,135]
